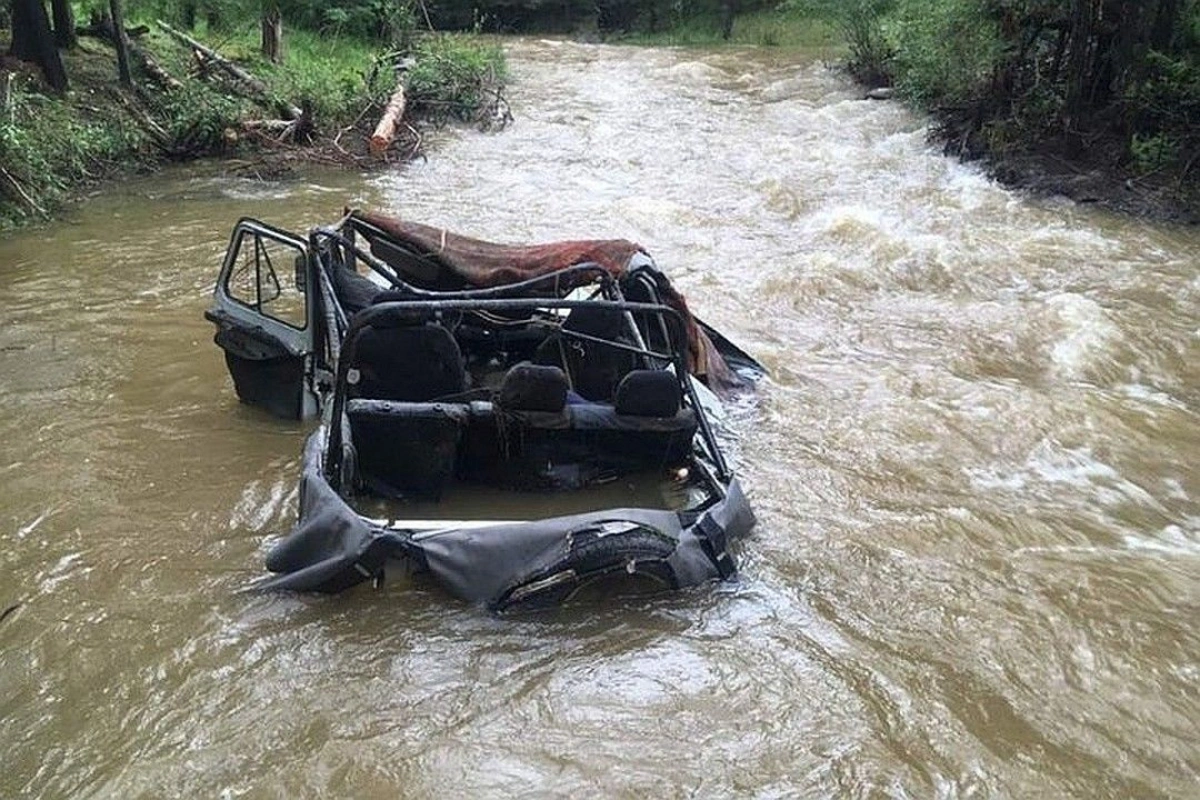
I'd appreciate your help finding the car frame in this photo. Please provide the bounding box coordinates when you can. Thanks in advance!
[206,209,760,610]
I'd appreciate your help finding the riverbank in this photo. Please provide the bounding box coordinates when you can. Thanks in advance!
[826,0,1199,224]
[0,20,505,230]
[625,2,1197,223]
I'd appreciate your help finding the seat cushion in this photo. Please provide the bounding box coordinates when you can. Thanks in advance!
[347,400,469,499]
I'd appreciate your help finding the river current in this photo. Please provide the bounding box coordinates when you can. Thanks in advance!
[1,40,1197,798]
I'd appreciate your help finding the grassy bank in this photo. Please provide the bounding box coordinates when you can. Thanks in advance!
[0,17,505,230]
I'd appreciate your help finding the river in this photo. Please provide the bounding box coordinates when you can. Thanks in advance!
[1,40,1197,798]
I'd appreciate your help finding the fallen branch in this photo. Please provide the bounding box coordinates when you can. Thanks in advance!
[155,19,302,119]
[403,121,424,160]
[369,81,407,158]
[110,89,171,148]
[0,166,46,216]
[241,103,314,145]
[242,119,293,133]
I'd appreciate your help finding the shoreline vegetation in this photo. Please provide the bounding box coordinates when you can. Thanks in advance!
[623,0,1198,222]
[1,1,508,229]
[2,1,1197,229]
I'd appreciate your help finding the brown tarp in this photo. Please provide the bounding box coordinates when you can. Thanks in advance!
[349,209,740,391]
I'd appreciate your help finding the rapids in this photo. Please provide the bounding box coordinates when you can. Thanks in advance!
[1,40,1197,798]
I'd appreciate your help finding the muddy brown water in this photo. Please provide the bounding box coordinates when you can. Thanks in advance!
[2,41,1198,798]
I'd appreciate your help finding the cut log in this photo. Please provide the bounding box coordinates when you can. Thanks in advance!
[155,19,302,119]
[369,83,407,158]
[242,119,293,133]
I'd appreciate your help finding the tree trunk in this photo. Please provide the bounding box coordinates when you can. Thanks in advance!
[109,0,132,87]
[50,0,75,49]
[8,0,68,91]
[720,1,738,41]
[1149,0,1180,52]
[1064,0,1098,127]
[261,7,283,64]
[370,82,408,158]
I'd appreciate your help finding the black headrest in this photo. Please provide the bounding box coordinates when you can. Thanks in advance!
[498,363,568,412]
[614,370,681,417]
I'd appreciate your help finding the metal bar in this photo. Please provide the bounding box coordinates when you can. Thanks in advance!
[311,228,618,301]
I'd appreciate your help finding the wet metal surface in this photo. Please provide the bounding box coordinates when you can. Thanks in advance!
[1,41,1197,798]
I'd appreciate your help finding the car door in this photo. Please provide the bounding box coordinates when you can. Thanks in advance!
[205,218,319,419]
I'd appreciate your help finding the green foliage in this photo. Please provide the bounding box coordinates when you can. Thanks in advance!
[1,74,150,224]
[1127,49,1200,135]
[781,0,893,82]
[157,82,249,154]
[261,29,380,119]
[622,4,839,48]
[281,0,418,43]
[1130,132,1180,174]
[888,0,1003,104]
[405,33,506,120]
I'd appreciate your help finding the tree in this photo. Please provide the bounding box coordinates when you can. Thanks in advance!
[109,0,132,87]
[8,0,68,91]
[261,3,283,64]
[49,0,75,49]
[720,0,739,40]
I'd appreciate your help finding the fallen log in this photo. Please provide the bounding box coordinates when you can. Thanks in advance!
[80,13,181,91]
[136,47,182,91]
[240,103,314,144]
[111,89,172,148]
[242,119,293,133]
[369,82,407,158]
[155,19,302,119]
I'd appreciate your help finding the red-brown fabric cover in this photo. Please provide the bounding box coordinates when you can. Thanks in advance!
[349,209,739,391]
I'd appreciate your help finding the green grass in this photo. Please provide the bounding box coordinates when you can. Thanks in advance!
[1,44,156,228]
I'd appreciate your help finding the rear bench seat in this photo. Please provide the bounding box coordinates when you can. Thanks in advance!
[345,321,468,498]
[347,354,697,498]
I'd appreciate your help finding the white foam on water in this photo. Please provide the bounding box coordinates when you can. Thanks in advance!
[1045,293,1124,380]
[1122,520,1200,557]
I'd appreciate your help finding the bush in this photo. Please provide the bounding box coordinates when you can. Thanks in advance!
[261,29,381,120]
[1125,49,1200,169]
[157,82,250,155]
[783,0,894,83]
[1,76,149,208]
[405,33,506,121]
[888,0,1003,104]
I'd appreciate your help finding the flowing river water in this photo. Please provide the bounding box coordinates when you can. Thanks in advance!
[2,40,1198,798]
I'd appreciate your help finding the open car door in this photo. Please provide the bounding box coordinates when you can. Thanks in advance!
[205,218,319,419]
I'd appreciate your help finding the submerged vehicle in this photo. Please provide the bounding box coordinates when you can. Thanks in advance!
[205,209,762,610]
